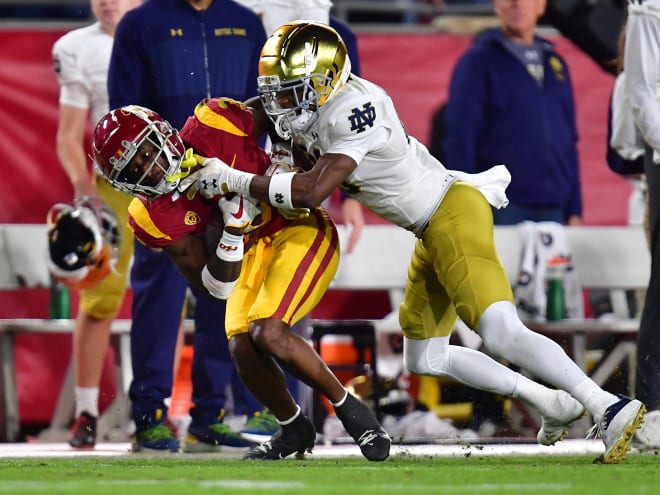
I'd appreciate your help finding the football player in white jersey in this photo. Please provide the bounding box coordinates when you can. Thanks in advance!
[52,0,141,448]
[624,0,660,448]
[189,21,646,463]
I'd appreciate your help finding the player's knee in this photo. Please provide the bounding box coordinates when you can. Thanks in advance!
[248,319,287,355]
[229,333,257,374]
[403,336,450,376]
[477,300,523,357]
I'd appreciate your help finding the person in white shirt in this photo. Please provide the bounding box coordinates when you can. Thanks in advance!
[623,0,660,448]
[52,0,141,448]
[234,0,331,35]
[193,21,646,463]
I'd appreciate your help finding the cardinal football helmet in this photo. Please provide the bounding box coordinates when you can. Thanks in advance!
[92,105,185,198]
[46,197,121,291]
[257,21,351,139]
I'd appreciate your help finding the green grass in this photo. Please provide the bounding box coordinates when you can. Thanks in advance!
[0,454,659,495]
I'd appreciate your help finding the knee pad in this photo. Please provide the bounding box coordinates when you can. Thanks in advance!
[477,300,524,358]
[403,336,450,376]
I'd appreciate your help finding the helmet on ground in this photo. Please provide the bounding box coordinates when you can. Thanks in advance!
[46,197,121,291]
[92,105,185,198]
[257,20,351,139]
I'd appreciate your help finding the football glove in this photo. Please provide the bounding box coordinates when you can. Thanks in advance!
[218,193,261,232]
[188,157,254,199]
[177,156,233,196]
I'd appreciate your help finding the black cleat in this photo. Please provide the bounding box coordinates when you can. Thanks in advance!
[243,413,315,460]
[69,412,97,449]
[334,393,391,461]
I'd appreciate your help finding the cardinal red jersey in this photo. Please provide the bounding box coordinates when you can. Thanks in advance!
[129,97,290,247]
[128,188,215,248]
[179,97,271,175]
[180,97,290,237]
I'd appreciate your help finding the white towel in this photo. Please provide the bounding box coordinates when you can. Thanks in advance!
[514,221,584,321]
[449,164,511,209]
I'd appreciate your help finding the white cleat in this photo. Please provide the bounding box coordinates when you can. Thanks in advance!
[634,409,660,450]
[537,390,586,446]
[587,394,646,464]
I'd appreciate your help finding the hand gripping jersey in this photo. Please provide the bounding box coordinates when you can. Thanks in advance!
[129,97,290,247]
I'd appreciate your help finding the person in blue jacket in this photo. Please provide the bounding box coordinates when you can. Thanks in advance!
[443,0,582,226]
[108,0,267,453]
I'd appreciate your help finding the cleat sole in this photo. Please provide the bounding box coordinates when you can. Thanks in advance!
[597,403,647,464]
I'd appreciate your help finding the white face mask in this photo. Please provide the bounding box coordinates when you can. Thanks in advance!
[273,109,318,140]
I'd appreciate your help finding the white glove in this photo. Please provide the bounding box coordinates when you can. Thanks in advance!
[194,157,255,199]
[266,142,297,176]
[218,193,261,231]
[197,158,232,198]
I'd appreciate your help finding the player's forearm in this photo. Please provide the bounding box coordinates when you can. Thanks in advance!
[56,139,94,196]
[200,230,244,300]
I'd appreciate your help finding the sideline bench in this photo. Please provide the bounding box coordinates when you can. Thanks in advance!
[0,223,651,441]
[0,318,196,442]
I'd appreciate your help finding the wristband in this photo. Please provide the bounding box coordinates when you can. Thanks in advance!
[268,172,295,210]
[201,265,236,299]
[227,168,255,197]
[216,231,244,262]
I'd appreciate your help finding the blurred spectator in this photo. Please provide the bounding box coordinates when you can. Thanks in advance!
[51,0,140,449]
[623,0,660,448]
[108,0,266,453]
[443,0,582,226]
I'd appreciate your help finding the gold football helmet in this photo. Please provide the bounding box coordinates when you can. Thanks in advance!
[257,21,351,139]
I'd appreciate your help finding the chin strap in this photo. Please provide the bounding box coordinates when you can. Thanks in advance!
[166,148,199,186]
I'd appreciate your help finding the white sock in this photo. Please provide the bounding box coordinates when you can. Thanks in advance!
[571,379,618,423]
[512,374,563,417]
[331,389,349,408]
[479,302,593,392]
[74,386,99,418]
[279,405,301,426]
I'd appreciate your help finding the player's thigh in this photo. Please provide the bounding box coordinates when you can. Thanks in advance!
[423,182,513,330]
[225,243,271,339]
[250,210,339,326]
[400,239,457,340]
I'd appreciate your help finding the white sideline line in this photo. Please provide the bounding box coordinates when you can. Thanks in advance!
[0,439,605,459]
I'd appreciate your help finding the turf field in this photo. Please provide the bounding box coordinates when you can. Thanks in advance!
[0,451,658,495]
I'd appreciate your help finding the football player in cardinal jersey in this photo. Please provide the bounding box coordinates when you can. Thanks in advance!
[192,21,646,464]
[93,97,391,461]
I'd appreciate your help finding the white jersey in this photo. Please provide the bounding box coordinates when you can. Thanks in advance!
[52,22,113,129]
[625,0,660,153]
[610,72,647,162]
[293,76,510,236]
[234,0,330,35]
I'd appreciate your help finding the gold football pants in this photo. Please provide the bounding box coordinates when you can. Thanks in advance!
[225,208,339,338]
[79,177,134,319]
[399,181,514,339]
